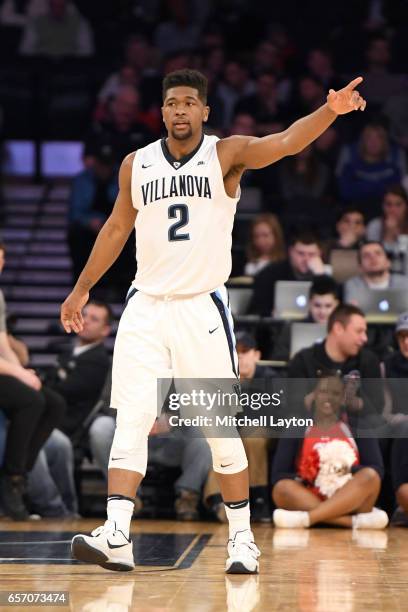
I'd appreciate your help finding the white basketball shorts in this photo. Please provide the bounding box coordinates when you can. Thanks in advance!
[110,286,238,415]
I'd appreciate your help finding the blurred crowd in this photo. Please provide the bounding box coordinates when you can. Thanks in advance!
[0,0,408,528]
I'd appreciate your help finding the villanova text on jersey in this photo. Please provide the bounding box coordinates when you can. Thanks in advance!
[141,175,212,206]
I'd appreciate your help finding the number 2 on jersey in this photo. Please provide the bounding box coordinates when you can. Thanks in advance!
[168,204,190,241]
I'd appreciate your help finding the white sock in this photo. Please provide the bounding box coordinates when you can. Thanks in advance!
[224,499,251,539]
[107,496,134,539]
[273,509,310,528]
[352,507,389,530]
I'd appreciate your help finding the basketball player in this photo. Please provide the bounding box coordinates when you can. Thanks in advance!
[61,70,366,574]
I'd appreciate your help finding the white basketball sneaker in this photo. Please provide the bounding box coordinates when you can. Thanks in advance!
[71,520,135,572]
[225,529,260,574]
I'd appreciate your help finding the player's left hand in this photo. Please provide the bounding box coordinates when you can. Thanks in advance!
[327,77,366,115]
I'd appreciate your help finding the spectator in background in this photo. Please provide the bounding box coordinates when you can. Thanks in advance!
[85,86,154,165]
[235,72,289,136]
[68,144,119,284]
[278,144,331,202]
[248,231,330,316]
[361,35,407,109]
[288,304,385,431]
[306,48,342,92]
[366,185,408,267]
[272,375,387,529]
[296,74,326,115]
[153,0,208,55]
[336,122,407,209]
[253,38,292,104]
[344,241,408,305]
[272,275,339,361]
[46,300,112,443]
[383,92,408,150]
[216,60,255,129]
[325,206,366,253]
[384,312,408,422]
[243,214,286,277]
[0,243,66,519]
[96,35,161,135]
[19,0,94,57]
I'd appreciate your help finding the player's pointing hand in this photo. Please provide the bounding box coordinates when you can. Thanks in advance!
[327,76,366,115]
[60,290,89,333]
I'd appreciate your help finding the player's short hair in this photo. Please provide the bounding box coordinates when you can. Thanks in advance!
[162,69,208,104]
[86,299,114,325]
[327,303,365,332]
[309,275,339,300]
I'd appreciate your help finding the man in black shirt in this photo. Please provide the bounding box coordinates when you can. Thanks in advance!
[288,304,384,432]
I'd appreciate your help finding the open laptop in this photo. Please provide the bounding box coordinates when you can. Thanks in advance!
[274,281,312,319]
[290,322,326,358]
[353,288,408,323]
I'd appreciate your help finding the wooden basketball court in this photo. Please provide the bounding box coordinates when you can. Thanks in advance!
[0,519,407,611]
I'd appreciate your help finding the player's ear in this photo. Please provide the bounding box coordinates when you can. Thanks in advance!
[203,105,210,123]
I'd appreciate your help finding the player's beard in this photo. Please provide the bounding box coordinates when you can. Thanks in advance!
[171,125,193,140]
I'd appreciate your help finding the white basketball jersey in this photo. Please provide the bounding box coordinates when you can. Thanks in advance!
[130,134,240,296]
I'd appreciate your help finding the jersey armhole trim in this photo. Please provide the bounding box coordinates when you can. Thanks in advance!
[214,141,241,203]
[130,150,140,211]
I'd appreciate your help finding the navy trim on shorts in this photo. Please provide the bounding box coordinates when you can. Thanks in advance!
[210,292,238,378]
[125,287,138,306]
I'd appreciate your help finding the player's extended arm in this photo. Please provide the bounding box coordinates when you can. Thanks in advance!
[60,152,137,333]
[224,77,366,170]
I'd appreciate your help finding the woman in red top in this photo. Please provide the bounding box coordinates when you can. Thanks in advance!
[272,376,388,529]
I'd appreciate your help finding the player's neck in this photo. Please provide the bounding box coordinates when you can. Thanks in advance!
[165,132,203,160]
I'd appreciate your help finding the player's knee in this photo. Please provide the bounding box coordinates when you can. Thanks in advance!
[108,411,156,476]
[208,436,248,475]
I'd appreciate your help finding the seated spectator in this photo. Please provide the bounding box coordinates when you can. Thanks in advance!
[68,144,119,284]
[325,206,366,253]
[95,34,161,136]
[6,313,29,367]
[204,332,277,523]
[306,48,343,92]
[384,92,408,150]
[248,230,330,316]
[384,312,408,422]
[19,0,94,57]
[243,214,286,277]
[153,0,206,56]
[234,71,289,136]
[277,144,331,202]
[344,241,408,305]
[84,85,154,165]
[272,275,339,361]
[288,304,384,431]
[27,428,78,518]
[272,375,387,529]
[216,60,255,129]
[46,300,112,444]
[366,185,408,269]
[0,243,66,519]
[336,122,407,210]
[361,35,407,109]
[295,74,326,115]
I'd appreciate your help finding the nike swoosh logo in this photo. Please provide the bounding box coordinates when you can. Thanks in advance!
[220,462,233,468]
[111,457,125,461]
[142,163,153,168]
[107,540,129,549]
[209,327,219,334]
